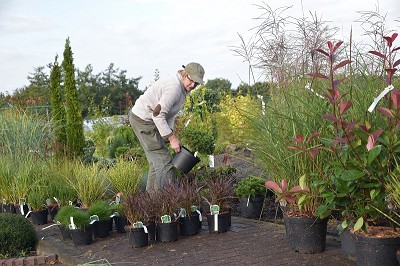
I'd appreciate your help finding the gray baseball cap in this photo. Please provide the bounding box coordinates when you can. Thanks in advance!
[182,62,205,84]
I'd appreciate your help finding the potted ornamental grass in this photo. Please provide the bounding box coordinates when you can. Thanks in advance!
[177,179,203,236]
[87,200,113,238]
[27,182,49,225]
[55,205,92,245]
[124,190,155,247]
[152,183,182,242]
[201,167,236,233]
[235,176,267,219]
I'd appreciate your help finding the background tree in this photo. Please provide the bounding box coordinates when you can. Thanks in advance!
[49,55,67,156]
[62,37,85,158]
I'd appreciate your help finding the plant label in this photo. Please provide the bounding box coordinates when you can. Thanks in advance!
[90,215,99,224]
[133,221,143,228]
[210,205,220,215]
[161,215,171,223]
[179,208,186,217]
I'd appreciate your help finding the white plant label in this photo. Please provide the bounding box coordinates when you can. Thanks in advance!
[90,215,99,224]
[69,217,77,230]
[368,85,394,112]
[214,213,219,231]
[209,155,215,167]
[196,209,202,222]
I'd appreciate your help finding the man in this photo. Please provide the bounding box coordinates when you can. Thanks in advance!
[128,62,205,191]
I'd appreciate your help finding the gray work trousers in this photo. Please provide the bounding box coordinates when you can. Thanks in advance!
[128,111,176,191]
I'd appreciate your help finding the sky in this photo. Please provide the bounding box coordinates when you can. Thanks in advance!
[0,0,399,95]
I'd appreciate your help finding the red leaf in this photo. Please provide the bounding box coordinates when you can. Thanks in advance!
[393,59,400,68]
[283,195,296,204]
[391,90,400,109]
[322,113,340,123]
[308,147,319,159]
[315,48,329,57]
[339,101,352,115]
[265,180,283,193]
[288,146,305,151]
[306,132,319,144]
[377,107,394,118]
[366,130,382,151]
[393,46,400,53]
[308,72,329,80]
[328,41,333,52]
[281,180,287,192]
[369,51,388,62]
[289,185,310,193]
[359,125,369,133]
[327,88,340,99]
[333,59,351,71]
[292,134,303,143]
[332,41,343,53]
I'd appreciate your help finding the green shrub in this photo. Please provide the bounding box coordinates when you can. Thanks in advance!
[235,176,266,198]
[0,213,38,257]
[88,200,112,221]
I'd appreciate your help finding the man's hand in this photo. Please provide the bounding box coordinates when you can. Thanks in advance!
[168,135,181,153]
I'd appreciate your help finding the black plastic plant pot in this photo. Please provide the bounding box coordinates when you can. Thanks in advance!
[283,215,328,254]
[128,227,149,248]
[31,209,49,225]
[172,146,201,174]
[58,225,72,240]
[179,212,200,236]
[353,230,400,266]
[239,197,264,219]
[70,225,93,246]
[206,212,230,233]
[93,219,111,238]
[339,228,356,260]
[115,216,128,233]
[156,221,179,242]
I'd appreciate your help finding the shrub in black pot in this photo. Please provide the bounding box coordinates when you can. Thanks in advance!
[54,205,77,240]
[0,213,38,257]
[235,176,267,219]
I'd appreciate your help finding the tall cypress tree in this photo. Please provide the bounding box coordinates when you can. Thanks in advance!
[62,37,84,158]
[49,55,67,156]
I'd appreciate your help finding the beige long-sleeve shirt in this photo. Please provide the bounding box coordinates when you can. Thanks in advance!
[130,73,188,138]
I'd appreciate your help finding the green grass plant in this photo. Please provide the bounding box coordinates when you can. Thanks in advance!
[104,157,145,197]
[87,200,112,221]
[66,161,109,208]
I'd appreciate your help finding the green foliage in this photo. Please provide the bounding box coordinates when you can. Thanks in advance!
[180,124,215,155]
[66,161,109,208]
[104,157,145,196]
[27,181,47,211]
[85,117,118,158]
[244,81,331,190]
[55,205,78,228]
[0,213,38,257]
[0,108,53,160]
[235,176,266,198]
[62,37,85,159]
[108,125,142,158]
[49,55,67,156]
[55,206,90,229]
[88,200,112,221]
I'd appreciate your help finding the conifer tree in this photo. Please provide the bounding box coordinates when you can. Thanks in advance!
[49,55,67,156]
[62,37,84,158]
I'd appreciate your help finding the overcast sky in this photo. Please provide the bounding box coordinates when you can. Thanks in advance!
[0,0,399,95]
